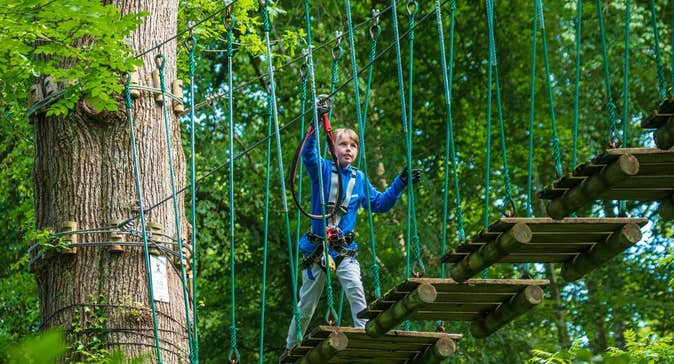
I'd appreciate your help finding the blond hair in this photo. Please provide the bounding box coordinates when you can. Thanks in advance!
[333,128,359,146]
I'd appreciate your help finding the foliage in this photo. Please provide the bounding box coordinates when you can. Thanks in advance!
[3,329,147,364]
[0,0,144,117]
[529,330,674,363]
[2,0,674,363]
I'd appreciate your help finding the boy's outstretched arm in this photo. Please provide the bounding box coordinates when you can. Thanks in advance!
[367,167,422,212]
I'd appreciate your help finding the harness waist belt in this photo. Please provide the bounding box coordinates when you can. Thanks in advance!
[307,231,356,249]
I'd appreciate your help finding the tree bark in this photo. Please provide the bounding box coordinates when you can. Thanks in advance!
[32,1,190,363]
[585,277,608,353]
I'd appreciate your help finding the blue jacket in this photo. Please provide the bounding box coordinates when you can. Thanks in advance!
[299,130,406,258]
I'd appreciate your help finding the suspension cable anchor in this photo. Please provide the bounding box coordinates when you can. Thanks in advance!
[501,198,517,218]
[155,54,166,69]
[608,131,622,149]
[406,1,418,16]
[369,23,381,41]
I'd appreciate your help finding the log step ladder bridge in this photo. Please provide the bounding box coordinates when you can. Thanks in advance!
[280,326,462,364]
[538,148,674,219]
[440,217,647,282]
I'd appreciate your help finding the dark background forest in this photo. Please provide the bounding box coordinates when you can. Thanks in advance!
[1,0,674,363]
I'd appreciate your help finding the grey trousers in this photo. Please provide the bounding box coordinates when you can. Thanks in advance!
[285,257,367,349]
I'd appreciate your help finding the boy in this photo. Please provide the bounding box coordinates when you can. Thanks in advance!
[283,102,421,354]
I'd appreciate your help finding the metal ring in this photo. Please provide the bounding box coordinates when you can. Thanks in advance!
[331,45,342,60]
[608,131,622,149]
[155,54,166,69]
[406,1,418,16]
[369,24,381,41]
[502,198,517,218]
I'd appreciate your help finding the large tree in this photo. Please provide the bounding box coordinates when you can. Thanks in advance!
[29,1,191,362]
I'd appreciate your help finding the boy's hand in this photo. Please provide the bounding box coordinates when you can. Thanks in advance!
[398,167,421,185]
[316,94,332,115]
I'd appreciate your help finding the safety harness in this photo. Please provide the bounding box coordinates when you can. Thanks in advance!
[289,95,359,272]
[301,165,359,271]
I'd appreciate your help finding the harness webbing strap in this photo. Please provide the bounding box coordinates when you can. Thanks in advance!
[327,164,357,227]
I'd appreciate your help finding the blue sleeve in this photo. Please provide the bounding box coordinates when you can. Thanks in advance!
[299,236,317,257]
[365,173,406,213]
[302,130,321,180]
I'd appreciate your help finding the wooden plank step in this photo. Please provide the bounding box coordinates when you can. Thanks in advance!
[641,96,674,129]
[538,148,674,218]
[642,98,674,149]
[281,326,461,363]
[441,218,646,281]
[357,278,548,339]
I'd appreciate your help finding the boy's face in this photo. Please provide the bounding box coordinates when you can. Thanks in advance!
[335,135,358,167]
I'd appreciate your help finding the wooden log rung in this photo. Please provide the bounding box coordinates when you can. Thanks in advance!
[540,149,674,205]
[358,278,549,334]
[284,326,461,363]
[441,217,646,266]
[642,97,674,128]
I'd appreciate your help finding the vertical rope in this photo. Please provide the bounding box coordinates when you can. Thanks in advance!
[302,0,338,326]
[435,0,463,280]
[390,0,411,278]
[489,8,514,219]
[295,61,309,279]
[123,74,163,364]
[186,30,199,362]
[649,0,667,100]
[620,0,631,215]
[435,0,461,332]
[258,94,273,364]
[405,1,424,278]
[361,12,381,133]
[361,10,383,299]
[261,0,309,339]
[572,0,582,170]
[537,0,562,179]
[344,0,382,304]
[527,0,539,218]
[156,54,195,358]
[222,11,240,363]
[483,0,494,231]
[596,0,620,148]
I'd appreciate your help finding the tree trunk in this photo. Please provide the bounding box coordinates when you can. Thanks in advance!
[544,263,570,348]
[31,1,190,363]
[585,277,608,353]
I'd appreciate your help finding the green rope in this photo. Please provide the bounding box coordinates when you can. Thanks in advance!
[361,11,381,133]
[336,289,345,327]
[258,94,273,364]
[572,0,582,170]
[360,9,383,299]
[622,0,631,147]
[186,31,199,362]
[405,0,424,277]
[491,23,514,219]
[537,0,562,179]
[295,61,309,278]
[261,1,308,341]
[483,1,494,231]
[435,0,463,297]
[122,74,163,364]
[303,0,338,326]
[329,33,343,124]
[390,0,412,280]
[620,0,631,215]
[649,0,667,100]
[526,0,539,218]
[156,54,195,359]
[596,0,620,148]
[224,14,240,363]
